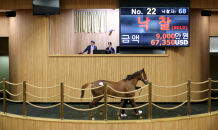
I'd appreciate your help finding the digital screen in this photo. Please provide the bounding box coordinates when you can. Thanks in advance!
[33,0,60,15]
[120,7,189,47]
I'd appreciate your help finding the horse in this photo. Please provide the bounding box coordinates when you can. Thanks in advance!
[80,68,148,120]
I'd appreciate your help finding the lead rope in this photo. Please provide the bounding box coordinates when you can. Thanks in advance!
[135,89,142,101]
[135,74,147,101]
[135,74,144,101]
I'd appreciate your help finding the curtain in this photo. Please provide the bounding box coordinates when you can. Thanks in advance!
[75,11,107,33]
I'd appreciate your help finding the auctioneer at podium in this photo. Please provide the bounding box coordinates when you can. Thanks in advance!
[79,40,97,54]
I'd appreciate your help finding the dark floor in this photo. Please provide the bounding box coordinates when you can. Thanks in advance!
[0,99,218,120]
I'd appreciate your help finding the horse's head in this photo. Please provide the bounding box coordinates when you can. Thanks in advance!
[124,69,148,85]
[140,68,148,85]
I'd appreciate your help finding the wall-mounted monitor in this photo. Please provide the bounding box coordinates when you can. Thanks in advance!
[33,0,60,15]
[120,7,189,47]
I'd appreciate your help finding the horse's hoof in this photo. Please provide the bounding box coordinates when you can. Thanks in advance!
[140,116,143,119]
[118,116,121,120]
[100,112,102,116]
[92,117,95,120]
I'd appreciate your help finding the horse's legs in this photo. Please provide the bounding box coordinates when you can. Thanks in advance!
[94,96,104,116]
[94,104,103,116]
[89,97,103,120]
[117,99,126,120]
[89,102,94,120]
[129,99,142,119]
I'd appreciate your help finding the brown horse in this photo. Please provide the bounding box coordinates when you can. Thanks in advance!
[80,68,148,120]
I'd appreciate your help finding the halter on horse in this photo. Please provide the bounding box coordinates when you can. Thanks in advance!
[80,68,148,120]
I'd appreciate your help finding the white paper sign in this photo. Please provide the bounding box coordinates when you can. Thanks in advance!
[99,82,103,86]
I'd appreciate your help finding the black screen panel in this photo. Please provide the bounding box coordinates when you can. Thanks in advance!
[33,0,60,15]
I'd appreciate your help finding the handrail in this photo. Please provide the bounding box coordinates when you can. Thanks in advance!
[108,103,149,110]
[0,78,217,121]
[153,91,187,97]
[107,94,148,99]
[152,82,187,88]
[64,94,104,99]
[5,90,23,96]
[5,81,22,85]
[212,80,218,82]
[107,84,148,93]
[152,100,187,110]
[26,92,60,99]
[26,101,61,108]
[26,83,59,89]
[191,89,209,93]
[191,98,209,102]
[64,103,104,111]
[191,80,209,84]
[65,84,104,90]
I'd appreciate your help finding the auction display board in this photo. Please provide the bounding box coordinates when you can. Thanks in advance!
[120,7,189,47]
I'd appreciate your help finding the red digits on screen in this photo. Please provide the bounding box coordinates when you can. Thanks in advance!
[151,40,155,45]
[167,34,171,39]
[156,33,160,39]
[167,40,171,45]
[171,40,175,45]
[151,40,160,45]
[162,33,166,39]
[162,40,166,45]
[171,33,175,39]
[156,40,159,45]
[152,33,176,46]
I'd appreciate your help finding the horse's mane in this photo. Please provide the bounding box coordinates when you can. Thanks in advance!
[123,70,143,81]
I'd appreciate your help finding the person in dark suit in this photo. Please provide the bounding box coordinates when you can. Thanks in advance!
[80,40,97,54]
[121,75,142,117]
[105,42,115,54]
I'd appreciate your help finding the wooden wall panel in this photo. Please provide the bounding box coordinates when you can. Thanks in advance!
[9,10,49,102]
[1,112,218,130]
[0,0,119,9]
[1,0,218,9]
[51,9,119,54]
[0,0,32,9]
[8,9,211,102]
[50,10,76,54]
[209,12,218,36]
[0,13,9,37]
[60,0,119,9]
[190,0,218,8]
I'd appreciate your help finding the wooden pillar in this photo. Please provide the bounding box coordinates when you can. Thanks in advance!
[187,80,191,117]
[148,82,152,120]
[104,82,107,121]
[3,78,7,114]
[208,78,211,114]
[23,81,26,116]
[60,82,64,120]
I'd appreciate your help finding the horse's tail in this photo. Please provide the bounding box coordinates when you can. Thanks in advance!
[80,82,92,98]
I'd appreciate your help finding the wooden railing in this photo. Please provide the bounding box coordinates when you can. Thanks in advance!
[0,78,218,120]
